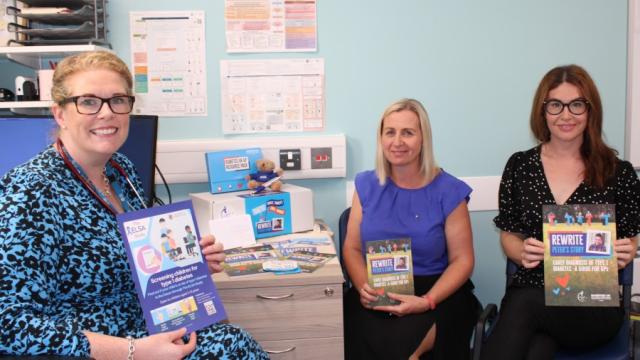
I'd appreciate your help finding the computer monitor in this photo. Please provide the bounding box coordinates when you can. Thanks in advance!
[119,115,159,207]
[0,114,158,207]
[0,115,55,178]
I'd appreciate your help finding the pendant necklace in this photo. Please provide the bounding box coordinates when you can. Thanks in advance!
[100,169,113,199]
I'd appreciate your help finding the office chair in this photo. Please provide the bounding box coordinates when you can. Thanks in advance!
[338,207,352,290]
[473,260,636,360]
[340,206,490,359]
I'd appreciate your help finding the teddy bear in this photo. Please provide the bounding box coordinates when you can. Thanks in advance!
[245,159,284,191]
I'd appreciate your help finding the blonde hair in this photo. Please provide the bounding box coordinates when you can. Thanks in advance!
[375,98,438,185]
[51,51,133,104]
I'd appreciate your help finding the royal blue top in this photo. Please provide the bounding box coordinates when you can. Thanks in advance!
[356,170,472,276]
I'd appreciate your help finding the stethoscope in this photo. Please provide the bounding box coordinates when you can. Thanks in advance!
[55,138,148,215]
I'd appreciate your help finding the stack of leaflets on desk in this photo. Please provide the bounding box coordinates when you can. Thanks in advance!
[285,250,336,272]
[543,204,618,307]
[117,200,227,334]
[222,244,279,276]
[221,231,337,276]
[366,238,414,306]
[266,232,334,257]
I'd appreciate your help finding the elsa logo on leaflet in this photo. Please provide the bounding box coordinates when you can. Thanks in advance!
[124,219,149,241]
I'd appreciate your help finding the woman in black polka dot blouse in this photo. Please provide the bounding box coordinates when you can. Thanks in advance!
[480,64,640,359]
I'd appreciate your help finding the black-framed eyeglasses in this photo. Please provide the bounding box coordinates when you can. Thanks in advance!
[60,95,135,115]
[543,98,589,116]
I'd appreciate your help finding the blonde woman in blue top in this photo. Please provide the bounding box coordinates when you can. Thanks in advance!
[342,98,479,359]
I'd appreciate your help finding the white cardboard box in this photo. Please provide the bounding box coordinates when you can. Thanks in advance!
[191,184,314,239]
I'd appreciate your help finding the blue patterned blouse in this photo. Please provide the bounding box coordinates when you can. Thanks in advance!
[0,146,267,359]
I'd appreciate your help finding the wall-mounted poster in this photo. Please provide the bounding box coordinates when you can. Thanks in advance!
[225,0,317,53]
[220,58,324,134]
[130,11,207,117]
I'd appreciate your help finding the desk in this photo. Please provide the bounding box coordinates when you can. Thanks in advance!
[213,234,344,359]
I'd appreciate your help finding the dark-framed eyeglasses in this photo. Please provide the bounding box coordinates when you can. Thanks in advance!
[543,98,589,116]
[60,95,135,115]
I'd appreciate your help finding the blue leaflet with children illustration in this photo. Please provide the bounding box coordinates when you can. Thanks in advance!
[117,200,227,334]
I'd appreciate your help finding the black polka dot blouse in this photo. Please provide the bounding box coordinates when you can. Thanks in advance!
[493,146,640,288]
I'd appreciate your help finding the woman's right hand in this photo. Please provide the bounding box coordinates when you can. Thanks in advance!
[357,283,380,309]
[136,328,196,360]
[521,237,545,268]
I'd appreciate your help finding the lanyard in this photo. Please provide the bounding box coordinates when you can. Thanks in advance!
[55,139,147,215]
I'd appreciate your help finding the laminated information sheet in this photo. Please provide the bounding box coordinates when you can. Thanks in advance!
[130,11,207,116]
[225,0,317,53]
[220,58,324,133]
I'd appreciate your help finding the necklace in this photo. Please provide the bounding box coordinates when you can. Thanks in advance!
[101,170,113,199]
[55,139,147,214]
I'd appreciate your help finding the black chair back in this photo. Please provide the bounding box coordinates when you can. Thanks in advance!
[338,207,351,289]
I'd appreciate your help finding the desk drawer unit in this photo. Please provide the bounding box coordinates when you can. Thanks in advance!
[219,282,343,358]
[260,337,344,360]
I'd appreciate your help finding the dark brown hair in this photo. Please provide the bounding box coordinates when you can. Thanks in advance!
[529,65,617,188]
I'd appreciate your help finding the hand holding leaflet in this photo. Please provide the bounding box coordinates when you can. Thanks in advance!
[117,200,227,334]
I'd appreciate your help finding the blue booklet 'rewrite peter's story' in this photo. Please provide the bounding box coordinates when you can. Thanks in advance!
[117,200,227,334]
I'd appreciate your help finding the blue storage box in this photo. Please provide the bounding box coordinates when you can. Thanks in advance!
[205,148,263,194]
